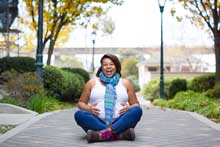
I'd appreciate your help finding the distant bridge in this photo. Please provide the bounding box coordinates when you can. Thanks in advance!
[42,47,158,56]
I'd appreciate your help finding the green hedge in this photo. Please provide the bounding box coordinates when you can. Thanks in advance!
[61,67,90,83]
[43,66,64,98]
[61,70,84,102]
[189,73,215,92]
[43,66,85,102]
[0,56,36,73]
[142,79,160,101]
[168,78,187,98]
[142,78,173,100]
[205,82,220,99]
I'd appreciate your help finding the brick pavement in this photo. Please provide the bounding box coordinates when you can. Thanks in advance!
[0,106,220,147]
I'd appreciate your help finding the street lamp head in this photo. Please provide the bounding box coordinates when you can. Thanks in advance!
[158,0,167,7]
[158,0,167,12]
[91,30,96,43]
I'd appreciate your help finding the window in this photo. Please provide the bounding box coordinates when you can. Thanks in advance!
[148,67,158,72]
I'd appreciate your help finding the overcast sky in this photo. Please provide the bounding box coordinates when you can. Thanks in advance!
[65,0,213,48]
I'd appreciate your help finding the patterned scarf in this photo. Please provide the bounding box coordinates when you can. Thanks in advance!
[99,72,120,125]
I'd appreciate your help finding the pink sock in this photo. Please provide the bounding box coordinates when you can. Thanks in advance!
[100,129,112,140]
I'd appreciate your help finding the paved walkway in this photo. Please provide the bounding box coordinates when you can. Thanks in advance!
[0,104,38,125]
[1,101,220,146]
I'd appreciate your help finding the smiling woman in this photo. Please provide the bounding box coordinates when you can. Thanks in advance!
[74,53,142,143]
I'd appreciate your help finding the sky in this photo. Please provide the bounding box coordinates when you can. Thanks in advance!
[66,0,213,48]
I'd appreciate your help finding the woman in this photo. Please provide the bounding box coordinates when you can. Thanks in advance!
[74,54,142,143]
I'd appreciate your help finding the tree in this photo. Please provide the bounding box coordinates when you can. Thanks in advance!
[101,17,115,36]
[171,0,220,82]
[121,57,138,78]
[21,0,122,65]
[100,17,115,47]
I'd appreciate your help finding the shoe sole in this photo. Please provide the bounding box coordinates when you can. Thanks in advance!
[128,128,135,141]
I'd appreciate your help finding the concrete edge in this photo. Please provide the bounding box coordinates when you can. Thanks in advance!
[0,103,38,115]
[0,108,74,144]
[151,105,220,132]
[187,111,220,132]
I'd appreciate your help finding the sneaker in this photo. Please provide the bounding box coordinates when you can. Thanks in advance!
[87,129,112,143]
[121,128,135,141]
[87,130,100,143]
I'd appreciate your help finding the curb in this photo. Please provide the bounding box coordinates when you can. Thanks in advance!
[187,111,220,132]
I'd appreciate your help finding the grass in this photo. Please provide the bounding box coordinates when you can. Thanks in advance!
[0,125,16,134]
[0,95,74,114]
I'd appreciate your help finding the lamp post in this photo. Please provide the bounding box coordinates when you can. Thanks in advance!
[91,30,96,73]
[36,0,44,81]
[158,0,166,98]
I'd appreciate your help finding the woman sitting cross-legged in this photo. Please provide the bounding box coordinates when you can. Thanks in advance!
[74,54,143,143]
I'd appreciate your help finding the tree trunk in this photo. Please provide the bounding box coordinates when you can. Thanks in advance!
[214,34,220,82]
[46,39,56,65]
[46,20,64,65]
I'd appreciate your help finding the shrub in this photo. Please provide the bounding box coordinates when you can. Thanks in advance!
[189,73,215,92]
[205,82,220,99]
[142,79,160,101]
[43,66,85,102]
[152,99,169,108]
[142,78,172,100]
[4,72,45,100]
[168,90,208,111]
[43,66,64,98]
[197,101,220,122]
[62,67,90,83]
[0,56,36,73]
[61,70,85,102]
[168,78,187,98]
[153,90,220,123]
[0,69,19,83]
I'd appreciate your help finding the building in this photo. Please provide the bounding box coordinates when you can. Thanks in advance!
[137,53,215,89]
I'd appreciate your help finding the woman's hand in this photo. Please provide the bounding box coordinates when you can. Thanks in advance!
[119,103,139,115]
[119,104,130,115]
[87,103,100,116]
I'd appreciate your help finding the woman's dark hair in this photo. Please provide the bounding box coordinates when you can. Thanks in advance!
[96,54,121,77]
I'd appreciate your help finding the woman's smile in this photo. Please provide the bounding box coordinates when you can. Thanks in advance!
[102,58,116,77]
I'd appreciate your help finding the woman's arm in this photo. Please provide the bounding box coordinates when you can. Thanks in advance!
[119,79,140,114]
[123,79,139,105]
[77,79,100,115]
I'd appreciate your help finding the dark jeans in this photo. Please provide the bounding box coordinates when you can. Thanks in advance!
[74,106,142,134]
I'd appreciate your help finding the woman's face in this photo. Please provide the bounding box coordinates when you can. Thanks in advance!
[101,58,117,78]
